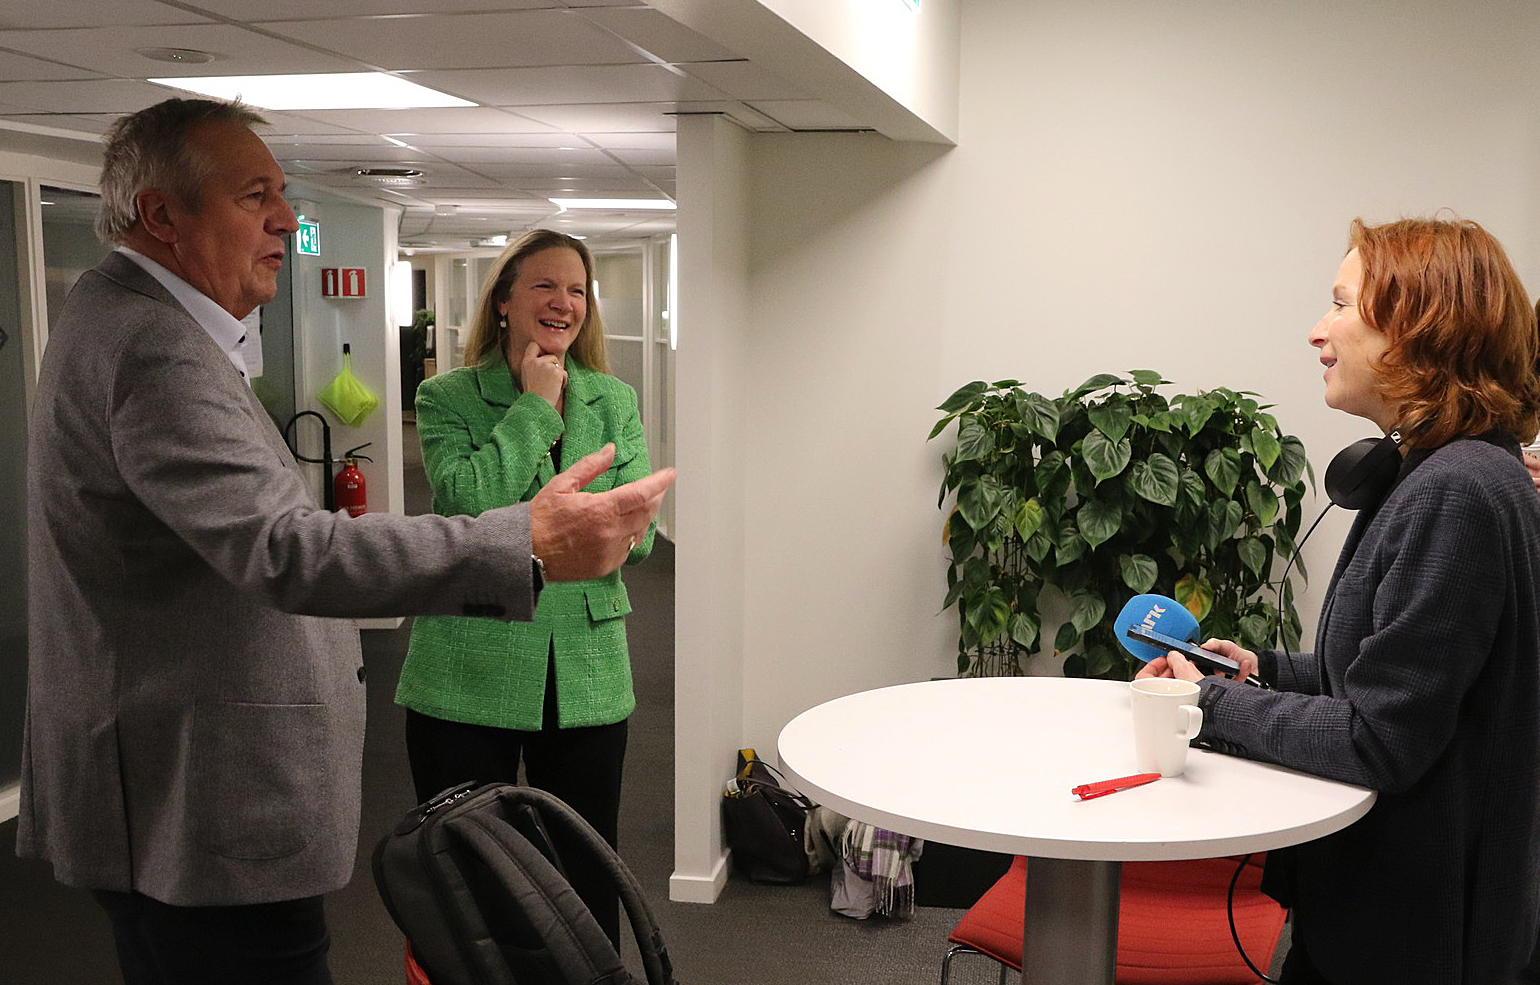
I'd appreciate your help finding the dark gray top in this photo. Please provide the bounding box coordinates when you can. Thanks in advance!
[1198,437,1540,985]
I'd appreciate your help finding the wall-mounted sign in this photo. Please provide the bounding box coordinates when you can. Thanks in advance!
[296,220,321,256]
[321,267,367,298]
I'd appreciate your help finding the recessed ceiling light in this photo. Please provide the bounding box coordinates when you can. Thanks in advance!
[549,198,675,211]
[352,167,424,186]
[138,47,218,65]
[148,73,475,110]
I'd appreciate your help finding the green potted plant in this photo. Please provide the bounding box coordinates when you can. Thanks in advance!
[931,371,1312,679]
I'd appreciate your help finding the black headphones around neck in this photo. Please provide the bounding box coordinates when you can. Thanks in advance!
[1323,429,1403,510]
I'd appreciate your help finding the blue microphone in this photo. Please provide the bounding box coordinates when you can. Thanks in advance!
[1112,593,1268,687]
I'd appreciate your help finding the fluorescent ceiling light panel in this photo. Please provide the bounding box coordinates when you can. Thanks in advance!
[549,197,675,211]
[148,73,475,110]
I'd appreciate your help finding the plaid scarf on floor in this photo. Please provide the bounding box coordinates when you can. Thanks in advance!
[840,821,924,918]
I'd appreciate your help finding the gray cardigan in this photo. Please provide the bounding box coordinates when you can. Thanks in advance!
[1197,438,1540,985]
[20,253,537,906]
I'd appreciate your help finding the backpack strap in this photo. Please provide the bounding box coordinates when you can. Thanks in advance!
[445,805,633,985]
[496,787,679,985]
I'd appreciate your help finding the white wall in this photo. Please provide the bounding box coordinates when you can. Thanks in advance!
[288,189,407,532]
[673,0,1540,888]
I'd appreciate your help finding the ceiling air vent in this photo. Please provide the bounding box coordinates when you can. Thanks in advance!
[353,167,425,187]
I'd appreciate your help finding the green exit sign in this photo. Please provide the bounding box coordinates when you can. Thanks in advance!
[296,220,321,256]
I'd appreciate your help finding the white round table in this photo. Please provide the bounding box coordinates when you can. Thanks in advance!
[777,677,1376,985]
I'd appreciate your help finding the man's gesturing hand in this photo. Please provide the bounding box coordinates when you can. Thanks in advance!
[529,443,676,581]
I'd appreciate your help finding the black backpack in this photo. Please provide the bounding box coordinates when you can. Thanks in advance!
[373,782,679,985]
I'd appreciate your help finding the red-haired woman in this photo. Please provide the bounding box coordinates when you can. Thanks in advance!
[1140,218,1540,985]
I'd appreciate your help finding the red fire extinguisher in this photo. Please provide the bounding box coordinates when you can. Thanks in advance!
[334,443,373,517]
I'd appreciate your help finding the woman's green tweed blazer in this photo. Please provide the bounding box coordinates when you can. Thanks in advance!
[395,352,655,729]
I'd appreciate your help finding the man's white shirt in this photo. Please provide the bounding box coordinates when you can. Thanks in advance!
[116,246,258,385]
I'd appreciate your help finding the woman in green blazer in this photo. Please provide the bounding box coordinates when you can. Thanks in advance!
[396,229,655,945]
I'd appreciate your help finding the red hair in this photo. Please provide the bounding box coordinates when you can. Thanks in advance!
[1350,217,1540,448]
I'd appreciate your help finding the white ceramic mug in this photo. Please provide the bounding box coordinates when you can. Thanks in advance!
[1130,678,1203,777]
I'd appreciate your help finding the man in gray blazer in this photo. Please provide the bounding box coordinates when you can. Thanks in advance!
[19,97,675,985]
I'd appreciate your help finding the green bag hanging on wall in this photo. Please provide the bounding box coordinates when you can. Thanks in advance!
[318,344,378,427]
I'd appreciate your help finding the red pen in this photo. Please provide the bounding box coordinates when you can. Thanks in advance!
[1071,772,1161,800]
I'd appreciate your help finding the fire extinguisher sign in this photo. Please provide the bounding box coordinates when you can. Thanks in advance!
[321,268,367,298]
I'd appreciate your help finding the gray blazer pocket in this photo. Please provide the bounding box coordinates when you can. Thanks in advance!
[192,700,325,860]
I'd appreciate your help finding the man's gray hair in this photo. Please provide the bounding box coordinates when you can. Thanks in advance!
[95,98,268,245]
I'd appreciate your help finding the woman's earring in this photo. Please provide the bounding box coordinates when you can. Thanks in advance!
[498,315,507,329]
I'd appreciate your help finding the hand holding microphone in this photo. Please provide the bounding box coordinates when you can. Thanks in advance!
[1112,594,1270,689]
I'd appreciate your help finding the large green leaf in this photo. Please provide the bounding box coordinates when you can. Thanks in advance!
[1239,612,1273,650]
[1077,497,1124,548]
[937,380,987,412]
[1088,400,1133,443]
[1245,479,1279,526]
[1083,642,1118,677]
[1014,497,1045,542]
[1271,434,1309,485]
[1250,427,1282,470]
[1069,589,1107,633]
[1054,621,1082,653]
[1120,554,1159,593]
[1174,574,1213,621]
[957,477,1004,530]
[1069,373,1124,399]
[1056,524,1087,564]
[1009,612,1040,650]
[954,417,994,462]
[1204,447,1243,497]
[1128,369,1167,388]
[1130,453,1180,506]
[1237,535,1267,578]
[1083,430,1132,483]
[1180,394,1215,435]
[1017,391,1061,441]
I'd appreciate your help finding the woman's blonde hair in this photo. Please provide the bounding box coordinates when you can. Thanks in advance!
[461,229,608,373]
[1350,216,1540,448]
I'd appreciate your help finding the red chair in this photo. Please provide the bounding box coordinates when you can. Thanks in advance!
[940,855,1287,985]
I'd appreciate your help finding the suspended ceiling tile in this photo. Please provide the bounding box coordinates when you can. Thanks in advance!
[268,143,433,162]
[422,144,613,165]
[410,64,726,107]
[261,132,404,146]
[0,50,106,82]
[520,176,661,194]
[679,60,812,101]
[579,6,741,63]
[460,160,635,179]
[581,130,674,152]
[0,24,361,78]
[209,0,554,20]
[605,146,673,167]
[747,99,866,130]
[0,0,210,29]
[513,102,679,133]
[0,78,182,113]
[260,11,645,71]
[290,106,557,134]
[390,131,595,149]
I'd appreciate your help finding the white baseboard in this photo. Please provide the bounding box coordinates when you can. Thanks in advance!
[668,851,729,903]
[356,617,404,631]
[0,782,18,824]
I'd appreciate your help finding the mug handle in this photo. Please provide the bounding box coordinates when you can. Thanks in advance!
[1177,705,1203,740]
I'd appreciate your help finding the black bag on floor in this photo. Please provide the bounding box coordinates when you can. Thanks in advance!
[373,782,678,985]
[721,749,814,885]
